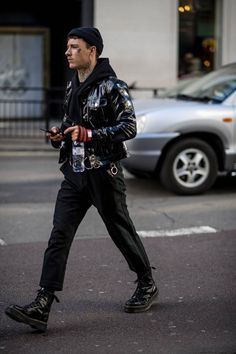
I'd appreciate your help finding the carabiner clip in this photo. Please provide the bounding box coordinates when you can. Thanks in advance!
[110,163,118,176]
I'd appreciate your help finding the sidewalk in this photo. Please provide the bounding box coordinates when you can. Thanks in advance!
[0,137,52,151]
[0,138,57,156]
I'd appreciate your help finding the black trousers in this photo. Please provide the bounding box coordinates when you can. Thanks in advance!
[39,162,151,291]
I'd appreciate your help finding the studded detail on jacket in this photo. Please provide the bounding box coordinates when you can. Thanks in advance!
[56,58,137,164]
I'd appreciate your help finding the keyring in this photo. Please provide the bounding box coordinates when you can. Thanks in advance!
[84,155,102,170]
[110,163,118,175]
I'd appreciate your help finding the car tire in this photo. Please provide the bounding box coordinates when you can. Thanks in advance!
[160,138,218,195]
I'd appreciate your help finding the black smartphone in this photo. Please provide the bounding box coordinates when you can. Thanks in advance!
[40,128,51,133]
[40,128,57,136]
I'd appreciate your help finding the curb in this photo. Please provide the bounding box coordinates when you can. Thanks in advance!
[0,138,55,153]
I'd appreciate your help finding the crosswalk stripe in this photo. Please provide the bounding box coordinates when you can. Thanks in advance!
[138,226,217,238]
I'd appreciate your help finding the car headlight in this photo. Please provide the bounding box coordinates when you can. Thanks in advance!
[136,114,147,133]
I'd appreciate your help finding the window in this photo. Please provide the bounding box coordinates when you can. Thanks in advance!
[178,0,219,78]
[0,27,49,118]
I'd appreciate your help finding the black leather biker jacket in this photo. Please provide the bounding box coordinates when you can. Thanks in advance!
[56,59,137,165]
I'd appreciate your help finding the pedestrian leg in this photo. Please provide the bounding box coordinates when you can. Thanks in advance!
[39,179,92,291]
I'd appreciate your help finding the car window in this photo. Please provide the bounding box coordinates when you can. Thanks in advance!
[159,78,198,98]
[181,65,236,102]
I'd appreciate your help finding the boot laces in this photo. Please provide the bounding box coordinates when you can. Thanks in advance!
[24,289,59,311]
[132,281,151,299]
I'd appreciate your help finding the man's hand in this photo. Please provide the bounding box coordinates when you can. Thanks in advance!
[64,125,92,142]
[46,127,64,142]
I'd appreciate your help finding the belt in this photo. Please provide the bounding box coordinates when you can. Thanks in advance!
[84,154,110,169]
[84,154,118,175]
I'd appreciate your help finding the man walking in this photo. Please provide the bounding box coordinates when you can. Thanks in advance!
[5,27,158,332]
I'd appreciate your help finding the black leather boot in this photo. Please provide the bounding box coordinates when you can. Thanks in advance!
[5,288,59,332]
[124,272,158,313]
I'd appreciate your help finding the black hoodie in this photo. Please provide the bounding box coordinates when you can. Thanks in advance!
[68,58,117,125]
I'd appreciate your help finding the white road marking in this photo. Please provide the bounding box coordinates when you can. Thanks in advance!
[0,238,7,246]
[138,226,217,238]
[0,226,218,245]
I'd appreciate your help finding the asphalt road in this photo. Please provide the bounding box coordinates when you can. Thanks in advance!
[0,154,236,245]
[0,151,236,354]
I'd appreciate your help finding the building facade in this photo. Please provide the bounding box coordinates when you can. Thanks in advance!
[94,0,236,91]
[0,0,235,93]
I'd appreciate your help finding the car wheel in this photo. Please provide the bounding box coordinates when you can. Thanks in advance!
[160,138,218,195]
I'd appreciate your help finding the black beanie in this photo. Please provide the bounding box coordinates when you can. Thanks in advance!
[67,27,104,55]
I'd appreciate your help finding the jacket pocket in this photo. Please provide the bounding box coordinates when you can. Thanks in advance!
[86,98,108,127]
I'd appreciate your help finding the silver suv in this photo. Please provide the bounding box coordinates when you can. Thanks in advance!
[123,63,236,195]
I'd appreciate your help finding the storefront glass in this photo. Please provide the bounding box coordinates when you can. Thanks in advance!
[178,0,219,78]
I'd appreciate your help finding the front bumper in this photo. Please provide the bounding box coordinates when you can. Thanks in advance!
[123,132,179,172]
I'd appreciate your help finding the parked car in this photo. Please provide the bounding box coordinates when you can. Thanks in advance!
[123,62,236,195]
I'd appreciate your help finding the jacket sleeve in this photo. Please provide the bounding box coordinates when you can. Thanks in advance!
[91,79,137,142]
[50,83,73,150]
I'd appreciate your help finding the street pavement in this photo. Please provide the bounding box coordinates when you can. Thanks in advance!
[0,139,236,354]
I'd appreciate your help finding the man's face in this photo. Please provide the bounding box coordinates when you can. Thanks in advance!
[65,37,95,70]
